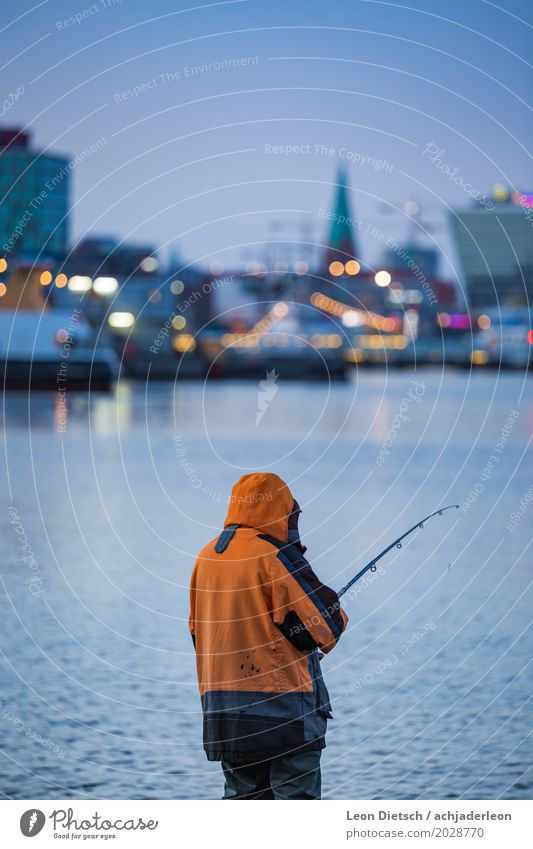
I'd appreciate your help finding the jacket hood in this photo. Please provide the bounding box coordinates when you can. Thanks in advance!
[224,473,294,542]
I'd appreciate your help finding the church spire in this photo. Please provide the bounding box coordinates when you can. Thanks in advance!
[324,167,359,273]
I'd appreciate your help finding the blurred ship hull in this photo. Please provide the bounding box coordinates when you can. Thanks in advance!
[209,351,346,380]
[2,352,117,389]
[0,309,118,390]
[200,334,347,380]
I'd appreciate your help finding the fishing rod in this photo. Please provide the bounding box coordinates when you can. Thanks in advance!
[337,504,459,599]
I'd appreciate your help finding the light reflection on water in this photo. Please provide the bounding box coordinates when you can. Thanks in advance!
[0,370,531,799]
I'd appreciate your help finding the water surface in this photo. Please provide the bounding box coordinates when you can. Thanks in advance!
[1,369,531,799]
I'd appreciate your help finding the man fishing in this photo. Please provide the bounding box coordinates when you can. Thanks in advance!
[189,472,348,800]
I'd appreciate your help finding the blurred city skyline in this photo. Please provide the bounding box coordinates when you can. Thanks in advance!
[1,2,532,808]
[1,0,532,278]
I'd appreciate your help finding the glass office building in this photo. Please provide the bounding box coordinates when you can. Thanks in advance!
[0,128,69,260]
[450,193,533,307]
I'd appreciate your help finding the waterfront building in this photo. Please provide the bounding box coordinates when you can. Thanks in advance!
[0,128,69,261]
[449,188,533,307]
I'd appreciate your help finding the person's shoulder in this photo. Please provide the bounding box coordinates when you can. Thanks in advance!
[195,537,219,561]
[256,534,307,566]
[195,529,291,563]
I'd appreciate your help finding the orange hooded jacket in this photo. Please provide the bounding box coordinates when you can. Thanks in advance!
[189,473,348,762]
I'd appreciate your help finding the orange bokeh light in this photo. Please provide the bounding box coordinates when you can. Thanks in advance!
[328,261,344,277]
[345,260,360,276]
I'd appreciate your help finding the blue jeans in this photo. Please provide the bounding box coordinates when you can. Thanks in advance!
[222,750,322,799]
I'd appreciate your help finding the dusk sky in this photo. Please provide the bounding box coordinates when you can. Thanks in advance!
[2,0,532,278]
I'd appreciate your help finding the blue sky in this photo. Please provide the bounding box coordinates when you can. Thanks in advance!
[1,0,532,278]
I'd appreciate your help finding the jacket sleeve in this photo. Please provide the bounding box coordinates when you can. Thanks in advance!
[188,613,196,649]
[269,546,348,654]
[189,564,197,649]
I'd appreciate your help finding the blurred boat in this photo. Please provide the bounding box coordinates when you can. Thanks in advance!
[0,263,118,389]
[119,326,206,379]
[342,308,533,370]
[469,308,532,369]
[343,332,472,368]
[198,305,347,380]
[0,309,119,389]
